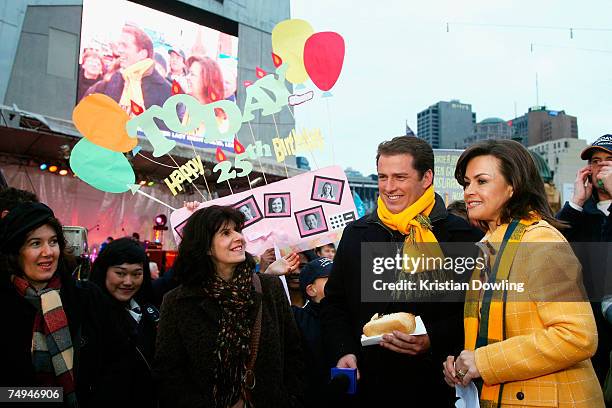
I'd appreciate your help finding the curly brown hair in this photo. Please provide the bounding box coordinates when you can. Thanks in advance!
[173,205,255,286]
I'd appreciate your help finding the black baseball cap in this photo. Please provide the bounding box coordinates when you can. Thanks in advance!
[168,47,186,61]
[299,256,333,295]
[580,134,612,160]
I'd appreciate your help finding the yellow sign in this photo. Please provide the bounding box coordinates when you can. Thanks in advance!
[164,155,205,196]
[272,128,324,162]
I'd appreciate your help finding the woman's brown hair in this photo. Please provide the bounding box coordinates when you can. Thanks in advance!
[186,56,225,119]
[173,205,254,286]
[454,139,566,231]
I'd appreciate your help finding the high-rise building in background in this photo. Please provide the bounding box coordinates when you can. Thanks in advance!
[417,100,476,149]
[464,117,513,146]
[511,106,578,146]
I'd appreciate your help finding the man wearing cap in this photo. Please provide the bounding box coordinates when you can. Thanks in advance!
[167,47,189,93]
[558,134,612,242]
[556,133,612,388]
[292,257,333,408]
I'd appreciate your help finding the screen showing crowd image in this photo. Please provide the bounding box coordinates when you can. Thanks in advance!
[77,0,239,138]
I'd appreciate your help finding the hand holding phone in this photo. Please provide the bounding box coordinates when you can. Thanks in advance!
[594,160,612,194]
[572,166,593,207]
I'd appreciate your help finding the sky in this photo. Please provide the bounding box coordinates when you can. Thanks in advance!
[290,0,612,176]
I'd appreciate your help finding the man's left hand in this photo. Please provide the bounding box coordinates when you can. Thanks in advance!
[380,332,430,355]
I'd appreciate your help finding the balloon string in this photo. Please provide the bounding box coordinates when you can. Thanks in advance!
[137,152,179,169]
[325,98,336,163]
[167,154,207,200]
[188,140,212,200]
[202,173,213,200]
[247,121,268,185]
[134,189,177,211]
[301,127,320,170]
[237,136,253,191]
[286,105,319,170]
[272,114,289,179]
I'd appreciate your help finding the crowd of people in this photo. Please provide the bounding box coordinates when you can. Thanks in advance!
[1,135,611,407]
[78,23,234,128]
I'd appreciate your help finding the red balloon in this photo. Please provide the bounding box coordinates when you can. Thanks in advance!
[303,32,345,92]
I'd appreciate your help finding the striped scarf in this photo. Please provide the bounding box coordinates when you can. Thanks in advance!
[12,274,77,407]
[464,216,539,408]
[203,263,255,408]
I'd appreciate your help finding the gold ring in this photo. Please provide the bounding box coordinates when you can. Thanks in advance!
[456,368,467,379]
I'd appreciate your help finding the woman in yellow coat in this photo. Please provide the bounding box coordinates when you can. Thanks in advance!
[443,140,604,407]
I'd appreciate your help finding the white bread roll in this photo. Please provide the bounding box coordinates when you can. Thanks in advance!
[362,312,416,337]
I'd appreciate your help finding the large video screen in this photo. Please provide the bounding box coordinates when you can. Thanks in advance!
[78,0,239,148]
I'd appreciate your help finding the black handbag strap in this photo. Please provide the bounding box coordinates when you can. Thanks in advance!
[242,273,263,406]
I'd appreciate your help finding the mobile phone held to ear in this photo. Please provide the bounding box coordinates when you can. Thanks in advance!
[330,367,357,395]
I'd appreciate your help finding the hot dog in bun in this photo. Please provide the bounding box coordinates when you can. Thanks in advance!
[363,312,416,337]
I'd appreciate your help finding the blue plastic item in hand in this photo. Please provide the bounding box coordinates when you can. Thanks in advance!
[330,367,357,395]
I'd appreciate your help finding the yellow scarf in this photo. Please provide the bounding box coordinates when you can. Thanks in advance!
[119,58,155,113]
[464,215,540,407]
[377,185,444,274]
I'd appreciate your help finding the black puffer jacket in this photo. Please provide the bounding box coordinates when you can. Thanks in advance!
[321,194,483,407]
[0,268,129,407]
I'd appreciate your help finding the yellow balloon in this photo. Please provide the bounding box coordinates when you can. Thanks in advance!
[272,19,314,84]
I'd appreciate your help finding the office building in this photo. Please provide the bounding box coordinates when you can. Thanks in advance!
[464,117,513,146]
[512,106,578,146]
[417,100,476,149]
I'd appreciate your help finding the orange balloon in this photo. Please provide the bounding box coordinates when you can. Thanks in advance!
[72,94,136,152]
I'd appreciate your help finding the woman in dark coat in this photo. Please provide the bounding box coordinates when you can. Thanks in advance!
[90,238,159,408]
[153,205,304,408]
[0,202,128,407]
